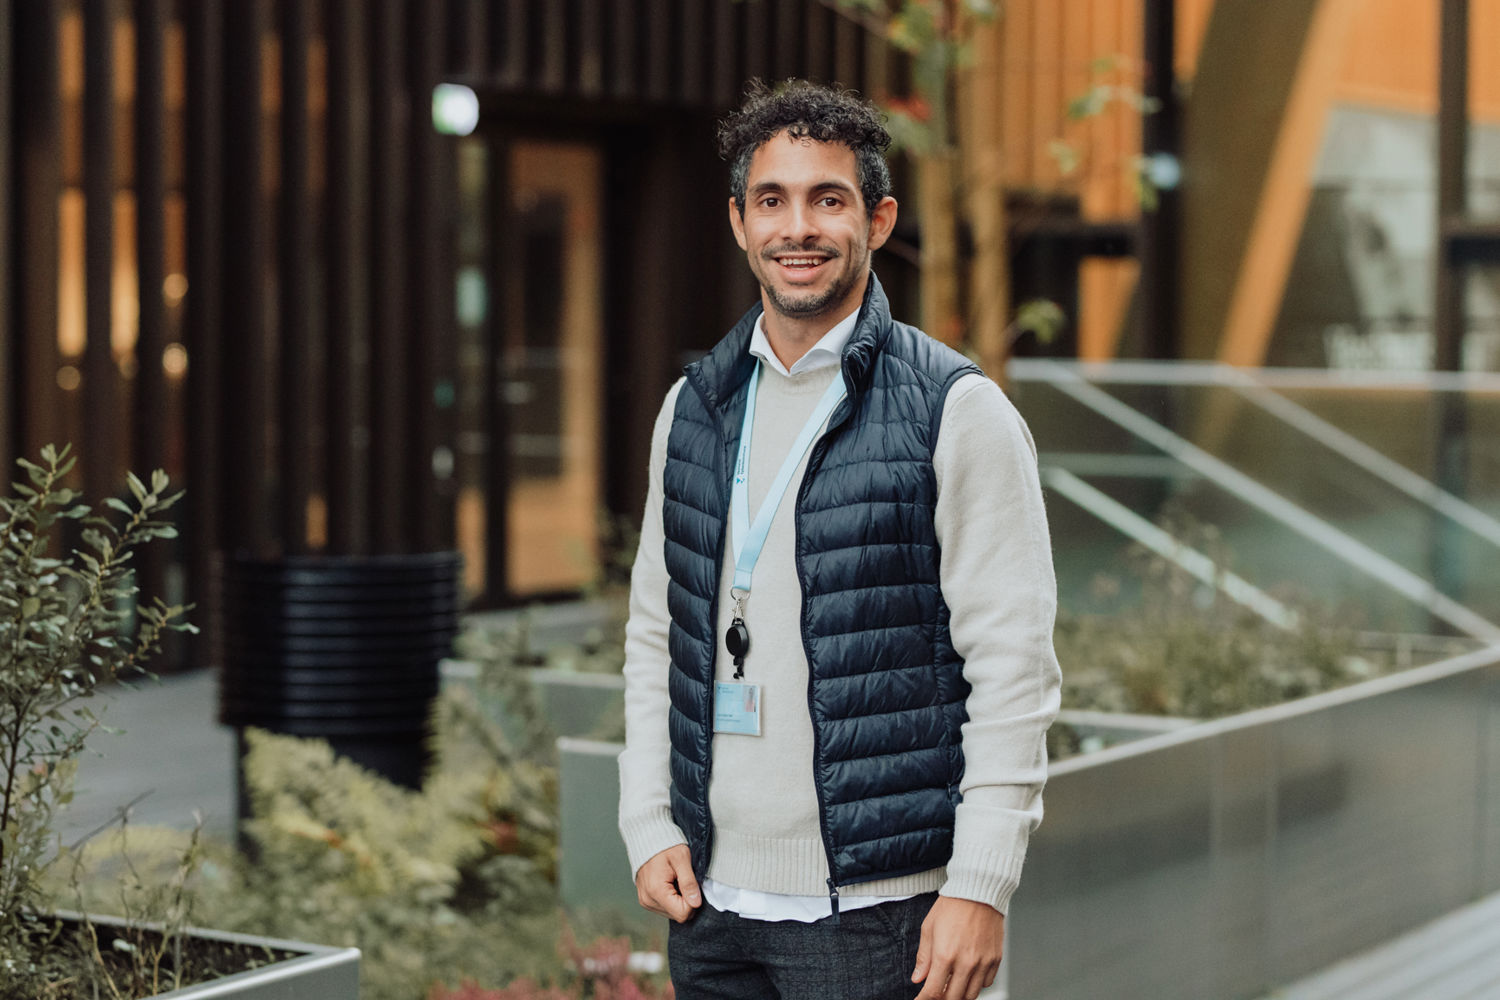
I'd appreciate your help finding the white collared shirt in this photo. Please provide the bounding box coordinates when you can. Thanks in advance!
[746,305,860,376]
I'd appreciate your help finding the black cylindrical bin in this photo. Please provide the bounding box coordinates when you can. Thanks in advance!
[217,552,461,791]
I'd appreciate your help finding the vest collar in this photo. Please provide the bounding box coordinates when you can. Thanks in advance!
[687,272,894,412]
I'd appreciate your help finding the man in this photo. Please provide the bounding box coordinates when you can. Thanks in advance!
[618,79,1061,1000]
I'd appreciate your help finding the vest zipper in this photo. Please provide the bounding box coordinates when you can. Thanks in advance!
[797,394,852,922]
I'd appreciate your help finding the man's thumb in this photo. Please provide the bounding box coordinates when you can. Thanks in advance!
[911,933,932,983]
[672,852,702,906]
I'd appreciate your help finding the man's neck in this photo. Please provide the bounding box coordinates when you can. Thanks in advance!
[759,281,867,370]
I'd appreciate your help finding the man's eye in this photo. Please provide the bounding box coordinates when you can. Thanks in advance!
[761,197,780,208]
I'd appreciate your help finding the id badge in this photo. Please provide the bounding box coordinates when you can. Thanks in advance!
[713,681,762,736]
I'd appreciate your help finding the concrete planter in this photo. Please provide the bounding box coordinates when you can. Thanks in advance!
[551,710,1190,917]
[60,914,360,999]
[1005,645,1500,1000]
[441,660,625,742]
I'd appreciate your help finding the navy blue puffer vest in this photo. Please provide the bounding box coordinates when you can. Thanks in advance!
[662,275,982,894]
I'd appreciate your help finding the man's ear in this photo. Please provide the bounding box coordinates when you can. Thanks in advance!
[728,198,748,251]
[865,196,898,252]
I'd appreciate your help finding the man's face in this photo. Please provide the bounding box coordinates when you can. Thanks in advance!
[728,132,897,328]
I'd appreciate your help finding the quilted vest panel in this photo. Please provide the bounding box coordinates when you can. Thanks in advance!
[661,276,982,889]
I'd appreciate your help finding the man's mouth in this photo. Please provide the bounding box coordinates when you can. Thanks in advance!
[768,250,838,275]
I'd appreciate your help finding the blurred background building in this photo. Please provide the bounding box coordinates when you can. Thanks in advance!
[0,0,1495,659]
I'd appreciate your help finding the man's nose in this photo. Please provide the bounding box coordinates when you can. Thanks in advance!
[781,202,820,243]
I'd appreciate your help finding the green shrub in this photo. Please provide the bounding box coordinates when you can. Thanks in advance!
[0,446,192,993]
[1052,513,1388,723]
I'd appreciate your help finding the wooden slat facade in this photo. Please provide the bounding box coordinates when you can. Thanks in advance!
[0,0,893,642]
[2,0,1493,657]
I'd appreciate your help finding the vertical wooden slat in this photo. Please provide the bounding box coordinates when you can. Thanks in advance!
[1140,0,1181,359]
[407,0,447,551]
[1002,0,1032,188]
[611,0,638,98]
[483,135,512,600]
[133,0,169,621]
[540,0,566,93]
[677,0,705,104]
[277,0,312,552]
[1435,0,1468,374]
[1433,0,1470,612]
[447,0,486,79]
[861,6,889,101]
[773,0,801,82]
[223,0,270,554]
[493,0,525,91]
[744,0,768,84]
[577,0,604,96]
[712,0,739,105]
[15,3,62,462]
[185,0,223,627]
[1030,0,1062,186]
[644,0,671,101]
[0,0,13,474]
[325,0,370,554]
[832,7,859,92]
[84,0,118,504]
[804,1,832,85]
[134,0,167,479]
[369,0,408,550]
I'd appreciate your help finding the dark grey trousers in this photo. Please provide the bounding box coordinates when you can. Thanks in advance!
[667,892,937,1000]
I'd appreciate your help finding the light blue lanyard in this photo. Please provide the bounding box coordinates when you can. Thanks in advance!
[730,361,847,600]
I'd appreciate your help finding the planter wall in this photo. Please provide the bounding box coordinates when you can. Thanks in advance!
[60,914,359,999]
[441,661,626,743]
[557,736,638,916]
[1005,644,1500,1000]
[545,650,1500,999]
[549,709,1187,919]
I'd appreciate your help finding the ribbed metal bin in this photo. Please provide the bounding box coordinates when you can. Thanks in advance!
[217,551,461,788]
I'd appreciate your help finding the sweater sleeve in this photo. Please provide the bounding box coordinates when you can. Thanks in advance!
[617,379,690,876]
[933,372,1062,914]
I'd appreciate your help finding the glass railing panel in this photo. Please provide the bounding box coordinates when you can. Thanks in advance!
[1007,378,1159,458]
[1266,380,1500,524]
[1055,469,1452,637]
[1008,362,1500,641]
[1082,380,1500,619]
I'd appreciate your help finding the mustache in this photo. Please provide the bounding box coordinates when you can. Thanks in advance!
[760,245,842,261]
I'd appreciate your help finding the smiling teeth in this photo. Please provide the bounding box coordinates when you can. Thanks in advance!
[780,258,823,266]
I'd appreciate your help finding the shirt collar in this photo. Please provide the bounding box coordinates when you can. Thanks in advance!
[748,306,861,377]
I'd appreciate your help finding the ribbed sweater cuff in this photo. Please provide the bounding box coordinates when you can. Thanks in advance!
[619,808,688,877]
[940,850,1025,914]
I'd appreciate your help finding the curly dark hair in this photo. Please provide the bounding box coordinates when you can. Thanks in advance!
[717,79,893,219]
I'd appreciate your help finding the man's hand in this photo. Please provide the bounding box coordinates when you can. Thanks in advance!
[634,844,702,923]
[911,896,1005,999]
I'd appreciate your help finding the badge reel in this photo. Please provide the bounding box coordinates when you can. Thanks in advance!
[714,596,761,736]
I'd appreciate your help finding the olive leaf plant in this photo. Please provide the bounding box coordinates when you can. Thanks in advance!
[0,445,194,963]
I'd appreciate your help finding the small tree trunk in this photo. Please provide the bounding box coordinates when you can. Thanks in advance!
[959,14,1011,385]
[918,150,963,348]
[967,179,1011,385]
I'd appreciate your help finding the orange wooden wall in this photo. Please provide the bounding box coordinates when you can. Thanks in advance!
[970,0,1500,360]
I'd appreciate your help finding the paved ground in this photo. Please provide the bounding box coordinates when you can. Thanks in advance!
[62,668,237,846]
[62,601,616,846]
[1261,891,1500,1000]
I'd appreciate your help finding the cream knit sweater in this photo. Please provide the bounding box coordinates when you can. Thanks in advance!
[617,360,1061,914]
